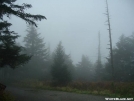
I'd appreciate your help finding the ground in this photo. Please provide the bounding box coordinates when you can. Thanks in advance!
[6,86,108,101]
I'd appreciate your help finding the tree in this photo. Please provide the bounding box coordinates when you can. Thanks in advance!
[95,32,103,81]
[104,0,114,92]
[24,25,48,61]
[23,25,48,79]
[75,55,93,81]
[51,42,71,85]
[0,0,46,69]
[104,34,134,82]
[64,54,75,79]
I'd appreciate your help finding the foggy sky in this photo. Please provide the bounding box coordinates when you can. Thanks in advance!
[8,0,134,64]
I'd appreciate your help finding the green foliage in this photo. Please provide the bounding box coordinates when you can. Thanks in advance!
[64,54,75,79]
[104,34,134,82]
[0,92,15,101]
[21,25,48,79]
[0,0,46,27]
[0,22,31,68]
[0,0,46,68]
[24,25,48,60]
[51,42,72,85]
[14,80,134,97]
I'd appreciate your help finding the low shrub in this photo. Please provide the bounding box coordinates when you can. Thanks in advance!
[13,79,134,97]
[0,91,15,101]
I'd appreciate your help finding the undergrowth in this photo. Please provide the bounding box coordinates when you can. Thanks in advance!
[0,91,15,101]
[13,79,134,97]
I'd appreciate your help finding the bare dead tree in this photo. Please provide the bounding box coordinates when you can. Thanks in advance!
[96,31,102,81]
[98,31,101,66]
[104,0,114,90]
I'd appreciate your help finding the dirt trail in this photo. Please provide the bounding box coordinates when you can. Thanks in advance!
[6,87,108,101]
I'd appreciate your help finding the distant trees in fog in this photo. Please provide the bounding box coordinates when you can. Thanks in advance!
[1,0,134,84]
[75,55,93,81]
[0,0,46,69]
[0,0,46,83]
[22,25,48,79]
[24,25,48,61]
[51,42,72,85]
[1,32,134,83]
[104,34,134,82]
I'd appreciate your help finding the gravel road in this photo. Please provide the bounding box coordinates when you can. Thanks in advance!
[6,87,108,101]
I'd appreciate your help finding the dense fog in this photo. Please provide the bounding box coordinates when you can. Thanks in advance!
[0,1,134,100]
[7,0,134,64]
[1,0,134,82]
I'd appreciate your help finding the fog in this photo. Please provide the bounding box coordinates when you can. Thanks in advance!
[1,1,134,100]
[9,0,134,64]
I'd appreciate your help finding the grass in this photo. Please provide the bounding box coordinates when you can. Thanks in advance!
[0,91,15,101]
[13,79,134,97]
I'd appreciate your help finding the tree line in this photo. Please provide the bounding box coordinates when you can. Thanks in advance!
[1,24,134,85]
[0,0,134,86]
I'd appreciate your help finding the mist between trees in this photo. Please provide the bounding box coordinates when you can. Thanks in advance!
[0,24,134,85]
[0,0,134,86]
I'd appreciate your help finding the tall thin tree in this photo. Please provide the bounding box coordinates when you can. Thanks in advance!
[98,32,102,67]
[95,32,102,81]
[104,0,114,91]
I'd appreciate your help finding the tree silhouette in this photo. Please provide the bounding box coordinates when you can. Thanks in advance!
[51,42,71,85]
[0,0,46,68]
[22,25,48,79]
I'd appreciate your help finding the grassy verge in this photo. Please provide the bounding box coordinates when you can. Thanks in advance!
[0,91,15,101]
[13,79,134,97]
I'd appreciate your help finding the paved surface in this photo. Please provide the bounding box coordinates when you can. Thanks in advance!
[6,87,108,101]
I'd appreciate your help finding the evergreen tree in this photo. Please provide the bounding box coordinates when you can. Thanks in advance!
[23,25,48,79]
[64,54,75,79]
[51,42,71,85]
[0,0,46,68]
[0,22,30,68]
[104,34,134,82]
[24,25,47,61]
[76,55,93,81]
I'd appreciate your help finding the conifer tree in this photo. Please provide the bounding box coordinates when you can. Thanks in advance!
[76,55,93,81]
[105,34,134,82]
[0,0,46,68]
[51,42,71,85]
[24,25,48,61]
[23,25,48,78]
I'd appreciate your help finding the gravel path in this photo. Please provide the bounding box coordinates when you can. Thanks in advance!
[6,87,108,101]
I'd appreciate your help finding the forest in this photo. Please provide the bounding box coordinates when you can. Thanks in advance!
[0,0,134,100]
[1,26,134,83]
